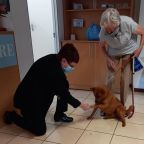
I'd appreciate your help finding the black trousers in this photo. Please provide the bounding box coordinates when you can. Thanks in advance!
[13,95,68,136]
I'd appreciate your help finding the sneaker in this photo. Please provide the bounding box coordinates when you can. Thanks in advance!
[3,111,15,124]
[54,113,73,123]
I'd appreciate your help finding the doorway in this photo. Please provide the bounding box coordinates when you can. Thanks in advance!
[27,0,58,61]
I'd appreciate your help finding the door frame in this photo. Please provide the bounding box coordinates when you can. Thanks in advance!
[51,0,61,53]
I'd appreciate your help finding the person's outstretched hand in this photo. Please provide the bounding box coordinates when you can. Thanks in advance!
[80,102,90,111]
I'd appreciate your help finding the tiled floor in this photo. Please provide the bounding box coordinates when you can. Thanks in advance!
[0,90,144,144]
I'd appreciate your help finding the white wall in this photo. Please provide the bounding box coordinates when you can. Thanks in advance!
[0,0,64,80]
[134,0,144,88]
[139,0,144,26]
[8,0,34,80]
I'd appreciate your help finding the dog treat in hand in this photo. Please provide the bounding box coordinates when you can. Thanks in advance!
[80,102,90,110]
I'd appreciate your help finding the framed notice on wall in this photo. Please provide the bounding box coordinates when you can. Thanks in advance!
[0,31,17,68]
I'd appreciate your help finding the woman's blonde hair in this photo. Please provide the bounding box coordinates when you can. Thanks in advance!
[100,8,121,28]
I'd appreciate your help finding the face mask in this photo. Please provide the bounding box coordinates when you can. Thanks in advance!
[63,65,74,73]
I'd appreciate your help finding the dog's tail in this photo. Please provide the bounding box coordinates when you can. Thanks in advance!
[126,105,135,119]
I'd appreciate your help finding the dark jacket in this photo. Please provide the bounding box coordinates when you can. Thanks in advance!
[14,54,81,112]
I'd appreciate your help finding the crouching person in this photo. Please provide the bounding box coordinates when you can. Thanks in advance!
[4,43,90,136]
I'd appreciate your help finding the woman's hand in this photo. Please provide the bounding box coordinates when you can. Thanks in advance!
[133,47,142,58]
[133,25,144,57]
[107,57,117,72]
[80,102,90,111]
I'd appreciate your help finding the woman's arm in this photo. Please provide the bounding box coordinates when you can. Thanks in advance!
[133,25,144,57]
[99,41,117,71]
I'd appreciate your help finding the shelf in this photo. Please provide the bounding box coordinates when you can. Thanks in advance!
[65,9,104,12]
[63,0,133,43]
[62,40,100,43]
[65,8,131,12]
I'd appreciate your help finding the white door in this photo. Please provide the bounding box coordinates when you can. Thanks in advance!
[27,0,57,61]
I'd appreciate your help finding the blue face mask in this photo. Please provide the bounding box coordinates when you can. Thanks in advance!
[63,65,74,73]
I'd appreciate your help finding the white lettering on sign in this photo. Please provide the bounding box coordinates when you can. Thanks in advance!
[0,43,15,57]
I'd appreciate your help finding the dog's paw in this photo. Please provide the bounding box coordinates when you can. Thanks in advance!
[122,122,126,127]
[122,123,126,127]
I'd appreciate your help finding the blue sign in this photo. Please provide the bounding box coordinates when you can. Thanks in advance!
[0,33,17,68]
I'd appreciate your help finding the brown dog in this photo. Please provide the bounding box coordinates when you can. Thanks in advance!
[87,86,134,127]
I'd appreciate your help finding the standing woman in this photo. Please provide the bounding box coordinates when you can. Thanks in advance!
[99,8,144,104]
